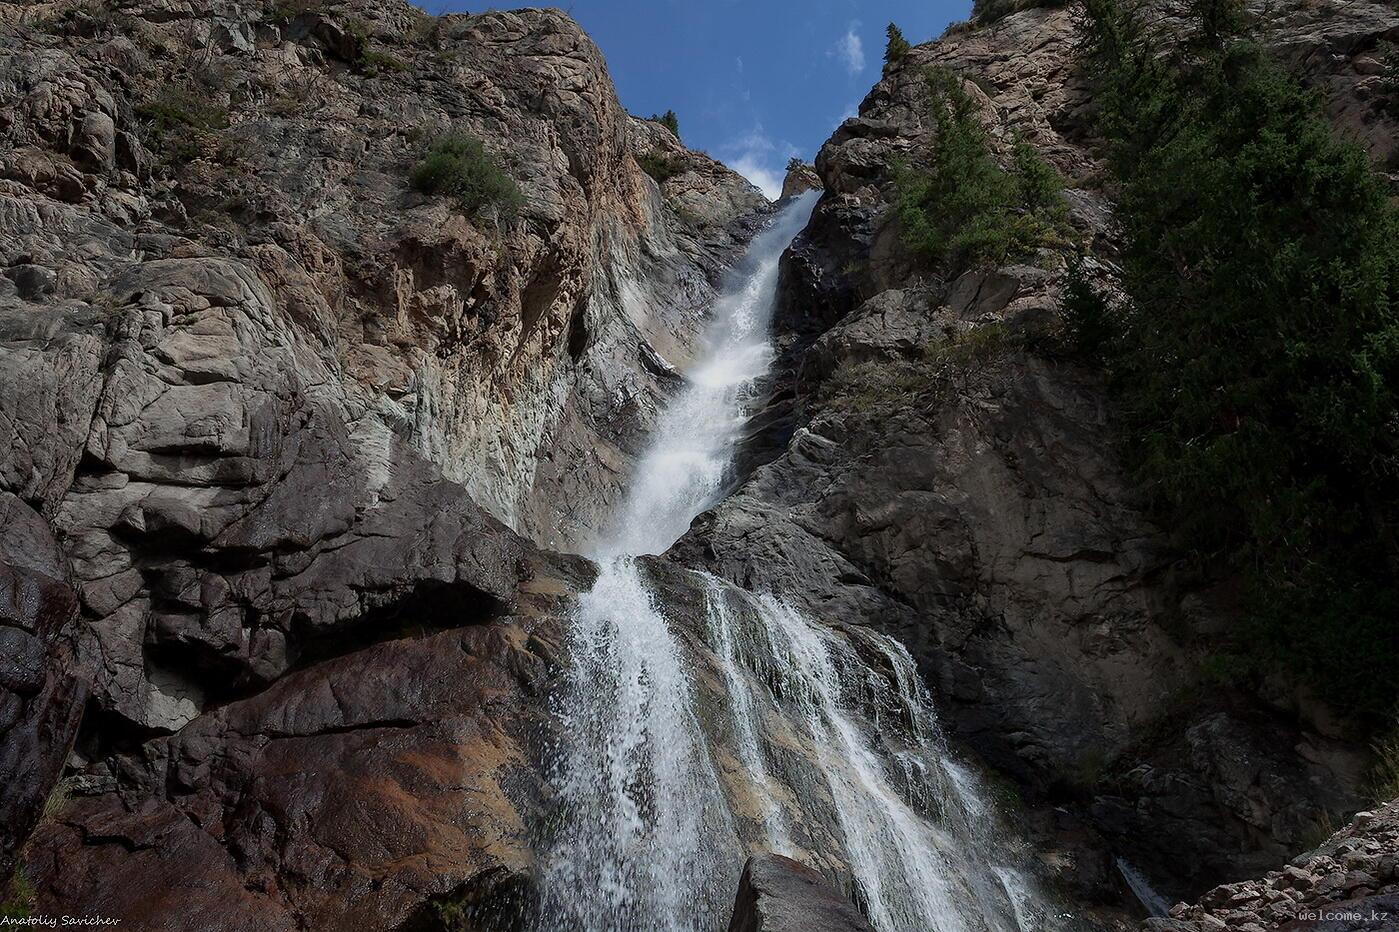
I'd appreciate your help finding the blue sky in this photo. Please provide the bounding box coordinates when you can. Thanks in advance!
[426,1,974,199]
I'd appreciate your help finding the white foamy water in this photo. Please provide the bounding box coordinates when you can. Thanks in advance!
[536,190,1069,932]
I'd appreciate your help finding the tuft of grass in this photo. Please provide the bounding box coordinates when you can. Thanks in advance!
[261,0,324,26]
[821,324,1021,418]
[0,870,35,921]
[1370,733,1399,804]
[409,130,523,218]
[1380,41,1399,119]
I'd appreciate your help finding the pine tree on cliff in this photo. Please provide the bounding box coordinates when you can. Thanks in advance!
[649,109,680,140]
[885,23,911,63]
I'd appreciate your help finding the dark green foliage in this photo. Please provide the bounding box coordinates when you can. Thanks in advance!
[885,23,912,63]
[636,150,685,184]
[648,110,681,140]
[1078,0,1399,725]
[1187,0,1247,47]
[1058,256,1114,359]
[409,131,523,218]
[135,87,230,162]
[786,156,805,173]
[894,68,1067,272]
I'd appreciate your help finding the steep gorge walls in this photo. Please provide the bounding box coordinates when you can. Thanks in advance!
[0,0,766,924]
[673,0,1399,905]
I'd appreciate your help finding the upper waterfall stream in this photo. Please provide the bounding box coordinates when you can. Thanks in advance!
[535,192,1068,932]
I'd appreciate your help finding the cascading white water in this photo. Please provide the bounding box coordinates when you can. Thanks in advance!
[537,190,1070,932]
[537,194,819,932]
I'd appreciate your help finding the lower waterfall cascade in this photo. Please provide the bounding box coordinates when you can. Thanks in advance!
[534,191,1071,932]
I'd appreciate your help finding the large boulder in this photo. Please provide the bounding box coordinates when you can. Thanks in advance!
[727,855,875,932]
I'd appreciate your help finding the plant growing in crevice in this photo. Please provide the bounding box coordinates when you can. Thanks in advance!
[820,324,1023,419]
[135,86,231,163]
[637,150,685,184]
[409,130,523,219]
[0,869,35,920]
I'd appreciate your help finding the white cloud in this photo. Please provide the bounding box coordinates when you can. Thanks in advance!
[833,22,865,75]
[731,155,784,200]
[721,125,796,201]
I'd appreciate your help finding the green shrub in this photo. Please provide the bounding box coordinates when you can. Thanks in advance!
[1078,0,1399,726]
[894,68,1067,272]
[135,87,230,162]
[885,23,912,63]
[340,16,409,76]
[1057,256,1114,358]
[409,131,523,218]
[647,110,680,140]
[637,150,685,184]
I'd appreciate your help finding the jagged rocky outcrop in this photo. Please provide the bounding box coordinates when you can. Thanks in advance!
[1148,801,1399,932]
[0,0,767,922]
[779,161,822,200]
[675,0,1399,907]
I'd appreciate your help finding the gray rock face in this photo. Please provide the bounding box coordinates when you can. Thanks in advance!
[727,855,875,932]
[0,0,768,922]
[677,0,1396,902]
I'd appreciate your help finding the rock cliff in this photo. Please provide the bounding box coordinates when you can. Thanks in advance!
[0,0,766,924]
[673,0,1399,908]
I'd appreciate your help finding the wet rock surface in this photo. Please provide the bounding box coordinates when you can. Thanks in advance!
[727,854,875,932]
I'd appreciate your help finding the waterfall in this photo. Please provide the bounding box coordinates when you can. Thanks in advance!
[536,191,1069,932]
